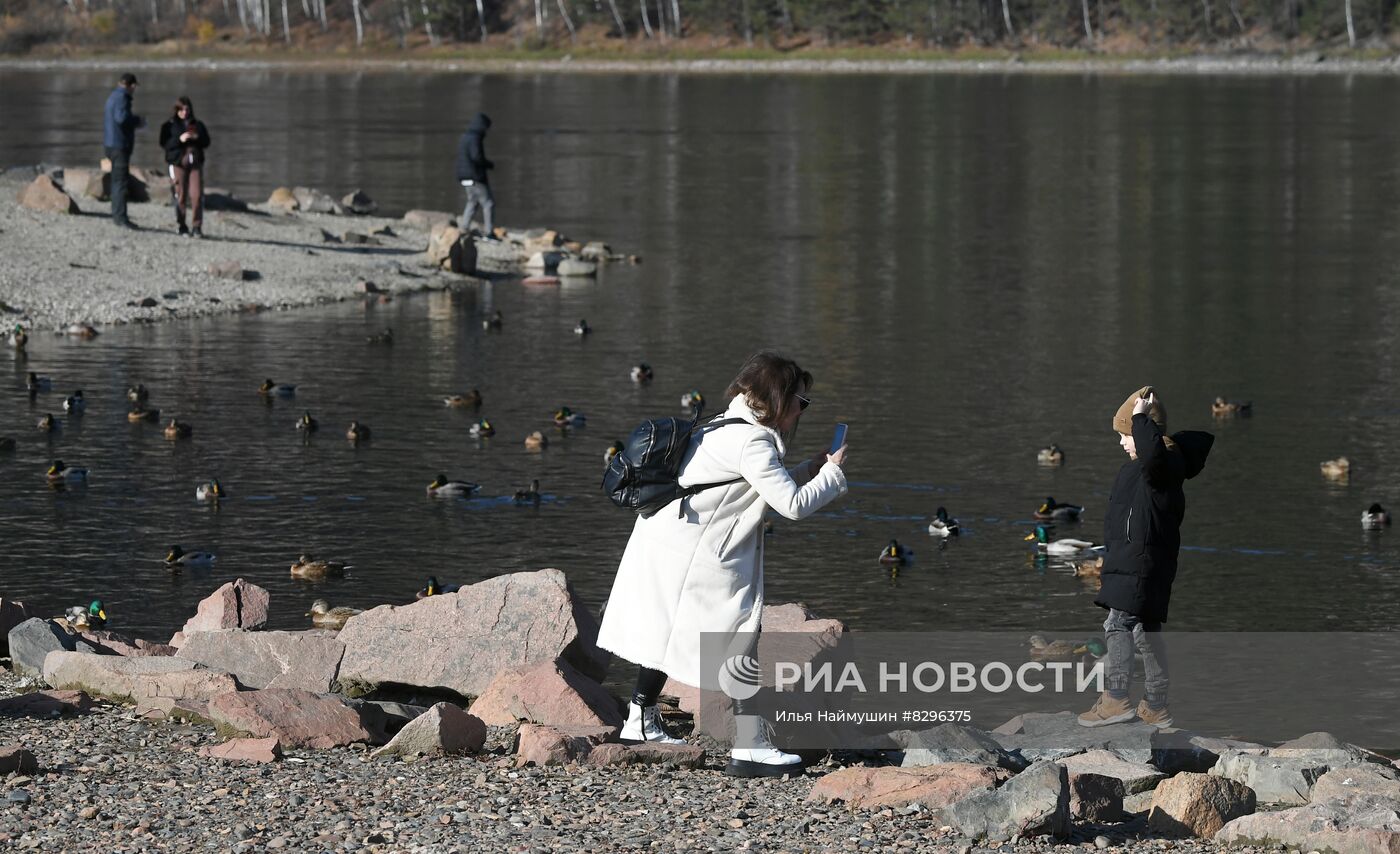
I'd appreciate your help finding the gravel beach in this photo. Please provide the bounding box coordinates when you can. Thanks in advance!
[0,668,1265,853]
[0,169,476,333]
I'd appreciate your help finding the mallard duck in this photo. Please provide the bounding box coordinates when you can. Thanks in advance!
[306,599,362,630]
[26,372,51,394]
[427,474,480,498]
[0,436,15,454]
[37,413,58,433]
[1025,525,1099,556]
[927,507,960,538]
[524,430,549,450]
[196,479,225,502]
[878,540,911,566]
[346,421,372,442]
[367,328,393,345]
[1072,555,1104,577]
[296,412,319,432]
[467,414,495,436]
[416,576,460,599]
[1321,457,1350,481]
[259,379,297,398]
[128,407,160,423]
[482,309,503,330]
[289,554,352,578]
[604,440,625,466]
[165,544,216,567]
[62,390,86,414]
[65,600,106,630]
[1028,634,1091,661]
[630,363,654,383]
[9,325,27,351]
[1362,503,1391,530]
[444,390,483,408]
[574,319,591,336]
[1211,397,1252,417]
[164,419,193,439]
[46,459,87,483]
[553,407,585,428]
[1037,444,1064,466]
[681,390,704,412]
[514,479,542,507]
[1034,497,1084,522]
[126,384,149,404]
[66,323,99,339]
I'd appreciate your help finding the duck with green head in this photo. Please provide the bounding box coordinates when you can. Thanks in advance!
[47,460,87,483]
[166,545,217,568]
[553,407,585,428]
[66,600,106,630]
[1025,525,1099,556]
[196,479,224,502]
[427,474,480,498]
[416,576,460,599]
[927,507,960,539]
[1034,497,1084,522]
[468,418,495,438]
[878,540,911,566]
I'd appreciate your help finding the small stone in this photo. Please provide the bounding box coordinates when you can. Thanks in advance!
[79,807,97,819]
[1095,836,1111,849]
[139,297,158,308]
[7,790,30,805]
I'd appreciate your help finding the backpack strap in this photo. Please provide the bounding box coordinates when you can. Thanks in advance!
[675,417,752,516]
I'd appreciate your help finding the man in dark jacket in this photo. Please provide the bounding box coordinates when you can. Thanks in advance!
[455,112,495,238]
[103,72,145,229]
[1079,386,1213,729]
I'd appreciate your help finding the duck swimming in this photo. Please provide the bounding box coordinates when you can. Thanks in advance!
[630,363,654,383]
[1025,525,1100,556]
[128,407,160,423]
[878,540,912,566]
[306,599,362,630]
[1321,457,1350,481]
[62,390,86,414]
[514,479,542,507]
[482,309,503,330]
[927,507,960,538]
[553,407,585,428]
[127,384,149,404]
[1034,497,1084,522]
[37,413,58,433]
[10,325,27,352]
[524,430,549,450]
[1037,445,1064,466]
[196,479,225,502]
[1211,397,1252,417]
[1029,635,1104,662]
[1362,503,1391,530]
[367,328,393,345]
[346,421,372,442]
[681,390,704,412]
[1072,555,1104,578]
[46,459,87,483]
[427,474,480,498]
[164,419,193,440]
[604,440,626,466]
[468,419,495,438]
[296,412,319,433]
[259,379,297,398]
[289,555,352,578]
[416,576,460,599]
[165,545,217,568]
[574,319,591,336]
[444,390,483,408]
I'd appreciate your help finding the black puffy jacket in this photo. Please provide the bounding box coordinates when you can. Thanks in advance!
[1094,413,1213,623]
[159,117,210,168]
[454,112,493,183]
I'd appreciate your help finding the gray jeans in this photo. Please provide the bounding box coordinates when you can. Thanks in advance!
[460,181,494,234]
[1103,608,1169,707]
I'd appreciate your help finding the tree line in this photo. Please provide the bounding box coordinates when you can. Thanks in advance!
[2,0,1396,52]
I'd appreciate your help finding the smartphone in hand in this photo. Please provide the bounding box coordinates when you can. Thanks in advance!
[830,423,848,455]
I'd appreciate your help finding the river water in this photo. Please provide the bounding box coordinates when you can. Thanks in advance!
[3,69,1400,648]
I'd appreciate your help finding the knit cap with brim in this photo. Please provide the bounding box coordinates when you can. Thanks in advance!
[1113,385,1167,435]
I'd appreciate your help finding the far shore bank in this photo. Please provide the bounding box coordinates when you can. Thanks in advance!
[4,48,1400,76]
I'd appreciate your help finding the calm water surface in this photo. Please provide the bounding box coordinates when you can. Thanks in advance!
[2,70,1400,645]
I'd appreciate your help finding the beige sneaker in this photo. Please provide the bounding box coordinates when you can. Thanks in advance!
[1136,701,1174,729]
[1077,692,1137,728]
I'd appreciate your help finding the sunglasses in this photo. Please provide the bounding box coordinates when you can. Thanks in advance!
[795,393,810,411]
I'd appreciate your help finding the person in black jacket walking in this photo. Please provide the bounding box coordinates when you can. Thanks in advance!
[158,96,211,238]
[102,72,145,229]
[1078,386,1212,730]
[455,112,496,239]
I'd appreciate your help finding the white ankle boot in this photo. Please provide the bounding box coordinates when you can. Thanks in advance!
[726,714,803,778]
[619,701,685,745]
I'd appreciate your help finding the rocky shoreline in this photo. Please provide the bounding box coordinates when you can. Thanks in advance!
[0,167,617,333]
[2,576,1397,853]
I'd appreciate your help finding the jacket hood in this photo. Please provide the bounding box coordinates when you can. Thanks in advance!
[1113,385,1166,435]
[1169,430,1214,479]
[468,112,492,133]
[722,395,786,458]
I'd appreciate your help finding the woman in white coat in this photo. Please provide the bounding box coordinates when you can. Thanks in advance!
[597,351,849,777]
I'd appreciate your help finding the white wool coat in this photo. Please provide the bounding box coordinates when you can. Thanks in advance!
[596,395,849,689]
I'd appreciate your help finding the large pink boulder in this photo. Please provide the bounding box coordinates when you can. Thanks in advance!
[1148,772,1256,838]
[369,702,486,759]
[42,650,237,706]
[173,579,269,646]
[470,658,621,728]
[1215,798,1400,853]
[207,689,371,749]
[17,175,78,214]
[514,724,617,767]
[335,569,607,697]
[176,630,344,693]
[808,763,1008,811]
